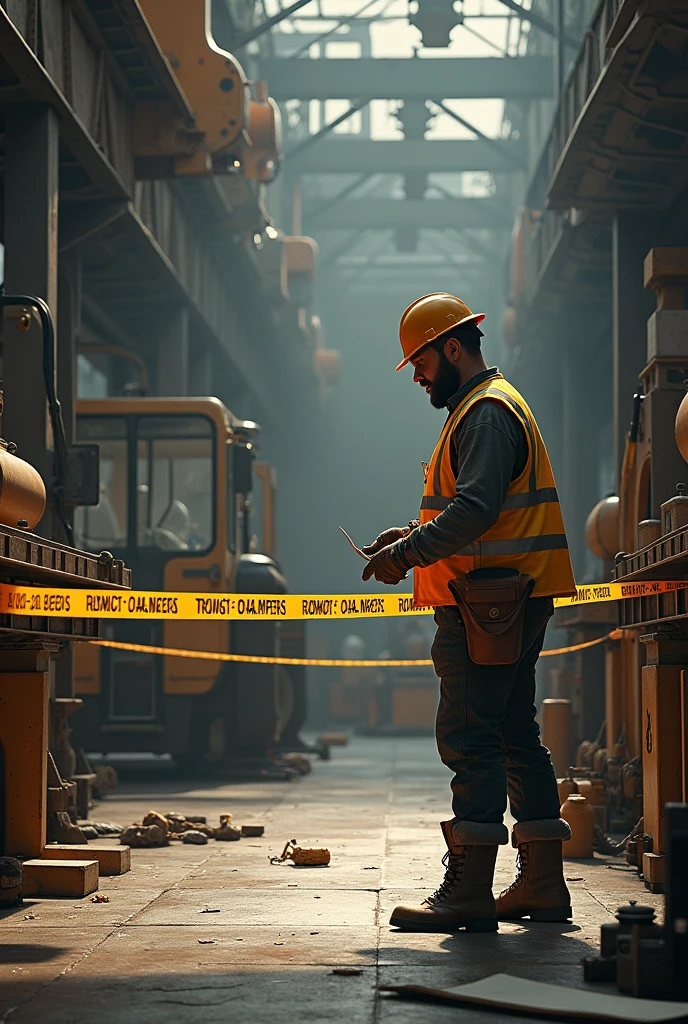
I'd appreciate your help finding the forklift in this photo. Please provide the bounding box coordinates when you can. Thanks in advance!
[71,396,325,776]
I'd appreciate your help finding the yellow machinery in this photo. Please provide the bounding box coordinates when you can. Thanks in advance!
[0,295,131,897]
[133,0,279,182]
[71,396,322,774]
[244,82,282,183]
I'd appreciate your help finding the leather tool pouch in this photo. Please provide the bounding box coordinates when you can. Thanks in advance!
[448,568,535,666]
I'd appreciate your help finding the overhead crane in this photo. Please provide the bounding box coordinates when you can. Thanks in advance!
[302,197,511,231]
[287,138,525,174]
[261,55,554,100]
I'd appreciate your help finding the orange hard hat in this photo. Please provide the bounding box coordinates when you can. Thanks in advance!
[397,293,486,371]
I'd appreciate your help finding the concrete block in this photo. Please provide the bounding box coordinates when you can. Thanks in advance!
[43,844,131,875]
[21,859,99,897]
[646,310,688,360]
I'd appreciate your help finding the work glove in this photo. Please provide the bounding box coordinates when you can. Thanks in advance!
[362,521,420,557]
[362,537,423,586]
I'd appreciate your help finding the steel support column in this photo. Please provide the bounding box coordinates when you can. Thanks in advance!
[612,213,656,483]
[3,106,59,537]
[55,257,82,698]
[156,306,190,396]
[561,335,609,576]
[189,344,214,396]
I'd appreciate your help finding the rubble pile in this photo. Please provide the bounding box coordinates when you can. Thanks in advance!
[119,810,264,847]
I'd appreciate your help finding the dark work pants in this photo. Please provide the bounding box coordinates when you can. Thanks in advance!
[432,598,562,824]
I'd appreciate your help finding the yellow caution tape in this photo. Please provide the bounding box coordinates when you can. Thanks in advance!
[87,630,622,666]
[89,638,431,667]
[553,579,688,607]
[0,579,684,622]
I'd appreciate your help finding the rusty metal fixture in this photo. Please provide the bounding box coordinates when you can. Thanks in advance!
[637,519,661,547]
[584,495,620,561]
[660,483,688,535]
[271,840,330,867]
[16,309,32,332]
[0,440,46,530]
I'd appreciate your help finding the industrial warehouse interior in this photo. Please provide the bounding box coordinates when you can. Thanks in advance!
[1,0,688,1021]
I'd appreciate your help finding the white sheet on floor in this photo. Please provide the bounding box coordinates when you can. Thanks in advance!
[380,972,688,1022]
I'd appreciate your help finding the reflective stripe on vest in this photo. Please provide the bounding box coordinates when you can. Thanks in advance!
[413,374,577,607]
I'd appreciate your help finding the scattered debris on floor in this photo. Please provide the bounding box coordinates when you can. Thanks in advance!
[90,893,110,903]
[216,821,242,841]
[271,840,331,866]
[120,823,168,848]
[199,908,221,914]
[197,938,218,944]
[318,733,348,746]
[118,810,265,846]
[77,821,124,837]
[182,830,208,845]
[282,753,312,774]
[241,824,265,837]
[0,857,23,906]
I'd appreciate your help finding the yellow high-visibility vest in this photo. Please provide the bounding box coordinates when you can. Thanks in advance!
[414,374,576,608]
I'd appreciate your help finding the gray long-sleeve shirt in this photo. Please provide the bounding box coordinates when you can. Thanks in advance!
[401,367,528,568]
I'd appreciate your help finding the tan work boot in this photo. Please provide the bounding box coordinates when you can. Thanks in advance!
[389,819,508,933]
[496,818,572,922]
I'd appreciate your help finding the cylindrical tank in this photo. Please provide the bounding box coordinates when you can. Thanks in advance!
[675,389,688,462]
[0,446,46,529]
[561,794,595,858]
[575,778,606,806]
[557,776,577,806]
[575,778,608,830]
[584,496,620,561]
[541,698,572,778]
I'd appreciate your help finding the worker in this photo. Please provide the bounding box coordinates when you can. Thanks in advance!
[362,293,577,933]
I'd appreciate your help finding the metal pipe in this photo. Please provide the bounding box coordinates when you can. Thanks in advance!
[553,0,566,98]
[290,0,388,59]
[231,0,316,49]
[494,0,577,48]
[285,98,371,160]
[0,294,73,544]
[431,99,526,168]
[307,174,375,223]
[77,342,149,395]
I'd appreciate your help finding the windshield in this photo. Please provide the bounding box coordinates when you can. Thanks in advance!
[136,416,214,552]
[75,413,216,554]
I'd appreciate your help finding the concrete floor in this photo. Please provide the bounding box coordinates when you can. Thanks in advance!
[1,737,661,1023]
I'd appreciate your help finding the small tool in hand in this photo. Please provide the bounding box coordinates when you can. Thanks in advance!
[338,526,370,561]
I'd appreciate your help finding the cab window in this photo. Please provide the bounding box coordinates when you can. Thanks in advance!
[74,417,128,552]
[136,416,214,553]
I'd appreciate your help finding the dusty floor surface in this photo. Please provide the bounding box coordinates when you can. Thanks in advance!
[1,737,661,1023]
